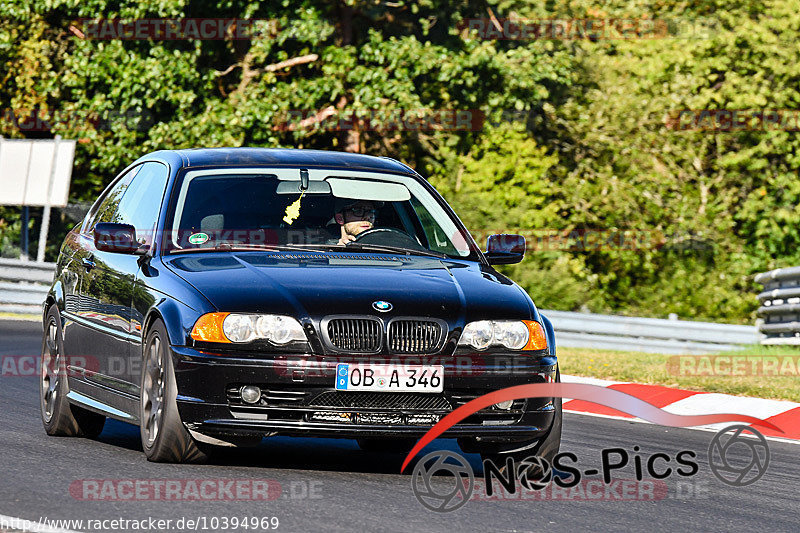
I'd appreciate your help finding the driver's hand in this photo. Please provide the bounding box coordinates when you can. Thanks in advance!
[337,234,356,245]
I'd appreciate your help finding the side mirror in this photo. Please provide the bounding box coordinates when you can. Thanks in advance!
[94,223,145,254]
[485,234,525,265]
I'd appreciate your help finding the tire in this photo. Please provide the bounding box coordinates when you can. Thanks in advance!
[40,305,106,438]
[140,319,208,463]
[474,368,563,471]
[357,438,417,453]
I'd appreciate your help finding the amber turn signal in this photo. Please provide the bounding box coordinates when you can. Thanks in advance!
[522,320,548,351]
[190,312,231,343]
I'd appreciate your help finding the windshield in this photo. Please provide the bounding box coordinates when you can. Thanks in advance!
[163,167,479,260]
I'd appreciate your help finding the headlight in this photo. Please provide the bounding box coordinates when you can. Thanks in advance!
[255,315,304,344]
[458,320,547,351]
[493,321,529,349]
[191,313,307,344]
[460,320,494,350]
[223,314,257,343]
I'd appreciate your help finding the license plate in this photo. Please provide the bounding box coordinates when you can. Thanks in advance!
[335,363,444,393]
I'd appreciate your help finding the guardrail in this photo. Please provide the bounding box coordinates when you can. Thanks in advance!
[541,309,760,354]
[0,259,54,315]
[0,258,760,354]
[755,266,800,345]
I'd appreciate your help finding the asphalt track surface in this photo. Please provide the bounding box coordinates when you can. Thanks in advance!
[1,319,798,532]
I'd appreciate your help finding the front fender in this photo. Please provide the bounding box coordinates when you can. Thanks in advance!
[144,299,203,348]
[540,314,557,356]
[43,281,65,325]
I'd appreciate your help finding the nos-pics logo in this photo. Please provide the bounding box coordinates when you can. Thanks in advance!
[411,450,552,512]
[411,425,770,512]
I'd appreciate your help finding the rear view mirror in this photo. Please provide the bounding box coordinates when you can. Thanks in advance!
[485,234,525,265]
[276,181,332,194]
[94,223,144,254]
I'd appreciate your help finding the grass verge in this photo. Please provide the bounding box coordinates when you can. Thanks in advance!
[558,345,800,403]
[0,312,40,321]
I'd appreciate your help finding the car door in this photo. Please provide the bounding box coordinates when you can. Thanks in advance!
[62,166,139,400]
[109,161,170,391]
[68,165,142,409]
[81,163,171,393]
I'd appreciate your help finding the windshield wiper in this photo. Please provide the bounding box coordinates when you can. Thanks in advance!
[170,243,326,254]
[342,243,448,259]
[170,243,273,254]
[270,243,330,254]
[169,242,447,258]
[277,242,446,258]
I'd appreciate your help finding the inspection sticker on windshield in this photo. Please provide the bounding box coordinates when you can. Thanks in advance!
[335,363,443,392]
[188,232,209,245]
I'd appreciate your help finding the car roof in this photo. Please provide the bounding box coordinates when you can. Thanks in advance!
[142,148,419,177]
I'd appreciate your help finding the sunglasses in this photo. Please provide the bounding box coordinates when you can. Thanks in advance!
[345,206,377,218]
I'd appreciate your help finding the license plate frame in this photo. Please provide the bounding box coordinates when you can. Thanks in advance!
[334,363,444,393]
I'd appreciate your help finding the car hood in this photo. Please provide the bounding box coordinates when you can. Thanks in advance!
[163,251,535,324]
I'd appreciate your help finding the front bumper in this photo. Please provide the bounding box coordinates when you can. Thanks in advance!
[171,346,558,442]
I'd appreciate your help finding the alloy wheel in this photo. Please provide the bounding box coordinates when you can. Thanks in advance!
[41,318,61,422]
[142,335,165,447]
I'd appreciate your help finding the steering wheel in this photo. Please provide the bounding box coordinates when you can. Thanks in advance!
[351,227,424,249]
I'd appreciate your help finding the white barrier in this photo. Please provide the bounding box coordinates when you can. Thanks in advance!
[541,309,760,354]
[0,259,760,355]
[0,259,54,314]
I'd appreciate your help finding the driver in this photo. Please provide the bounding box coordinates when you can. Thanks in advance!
[333,199,377,245]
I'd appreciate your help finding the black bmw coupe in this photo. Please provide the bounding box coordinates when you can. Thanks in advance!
[41,148,561,464]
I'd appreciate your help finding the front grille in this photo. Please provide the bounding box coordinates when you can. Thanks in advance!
[309,391,451,410]
[326,318,382,352]
[388,319,444,354]
[308,411,442,426]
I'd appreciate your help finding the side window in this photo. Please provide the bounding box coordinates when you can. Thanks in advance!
[409,197,461,256]
[114,162,169,246]
[84,165,141,233]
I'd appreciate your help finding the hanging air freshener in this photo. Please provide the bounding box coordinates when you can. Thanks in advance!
[283,191,304,224]
[282,168,310,225]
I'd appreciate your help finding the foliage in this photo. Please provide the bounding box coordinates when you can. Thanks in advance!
[2,0,797,323]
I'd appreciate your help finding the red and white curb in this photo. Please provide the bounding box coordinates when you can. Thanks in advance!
[561,374,800,444]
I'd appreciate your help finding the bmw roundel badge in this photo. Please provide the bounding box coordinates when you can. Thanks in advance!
[372,300,393,312]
